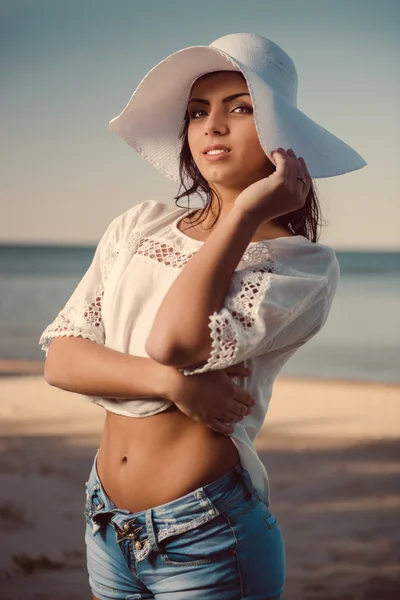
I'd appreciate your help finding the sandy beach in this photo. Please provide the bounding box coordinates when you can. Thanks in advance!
[0,366,399,600]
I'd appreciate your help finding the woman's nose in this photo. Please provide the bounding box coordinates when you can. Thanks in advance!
[204,115,228,136]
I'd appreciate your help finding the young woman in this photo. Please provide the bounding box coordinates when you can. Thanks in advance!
[39,33,366,600]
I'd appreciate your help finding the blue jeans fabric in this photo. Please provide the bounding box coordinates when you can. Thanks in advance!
[84,450,286,599]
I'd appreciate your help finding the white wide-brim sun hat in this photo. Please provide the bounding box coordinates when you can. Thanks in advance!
[109,32,367,181]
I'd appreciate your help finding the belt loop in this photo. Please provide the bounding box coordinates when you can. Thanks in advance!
[145,509,161,553]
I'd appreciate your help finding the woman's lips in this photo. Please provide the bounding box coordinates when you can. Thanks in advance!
[203,150,232,162]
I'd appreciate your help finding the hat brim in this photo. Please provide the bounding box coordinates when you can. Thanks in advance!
[109,45,366,180]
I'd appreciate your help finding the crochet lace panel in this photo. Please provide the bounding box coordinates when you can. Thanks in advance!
[132,236,197,268]
[131,234,278,271]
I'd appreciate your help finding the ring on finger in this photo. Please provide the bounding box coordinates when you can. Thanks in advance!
[298,156,310,179]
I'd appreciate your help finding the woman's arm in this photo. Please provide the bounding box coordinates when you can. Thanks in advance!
[44,336,175,401]
[145,206,260,368]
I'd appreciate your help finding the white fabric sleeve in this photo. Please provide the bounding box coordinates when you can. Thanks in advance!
[179,248,339,375]
[38,215,121,356]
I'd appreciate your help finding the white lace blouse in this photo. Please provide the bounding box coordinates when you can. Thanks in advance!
[39,200,340,503]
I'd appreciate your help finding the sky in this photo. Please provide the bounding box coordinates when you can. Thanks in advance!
[1,0,399,251]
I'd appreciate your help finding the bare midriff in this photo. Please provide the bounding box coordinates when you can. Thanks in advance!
[96,404,240,513]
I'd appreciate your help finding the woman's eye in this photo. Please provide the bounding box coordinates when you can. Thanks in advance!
[233,105,253,114]
[190,109,206,118]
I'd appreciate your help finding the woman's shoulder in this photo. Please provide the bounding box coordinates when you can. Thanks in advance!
[272,235,338,264]
[268,236,340,289]
[110,200,176,241]
[117,199,169,224]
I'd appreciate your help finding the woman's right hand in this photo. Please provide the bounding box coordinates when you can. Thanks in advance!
[234,148,310,224]
[165,361,256,435]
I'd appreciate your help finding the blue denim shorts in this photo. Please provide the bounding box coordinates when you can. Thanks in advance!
[84,450,286,599]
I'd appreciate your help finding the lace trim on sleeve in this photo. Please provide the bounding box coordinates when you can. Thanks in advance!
[180,266,273,375]
[39,284,105,353]
[39,222,121,355]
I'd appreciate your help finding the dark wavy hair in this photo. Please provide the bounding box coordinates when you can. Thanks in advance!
[173,71,326,243]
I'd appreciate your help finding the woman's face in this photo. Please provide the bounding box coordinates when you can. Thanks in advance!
[187,71,275,192]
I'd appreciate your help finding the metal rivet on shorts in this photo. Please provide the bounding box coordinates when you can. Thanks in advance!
[135,541,141,550]
[194,491,202,499]
[123,522,130,530]
[95,502,104,511]
[88,511,93,517]
[208,509,215,515]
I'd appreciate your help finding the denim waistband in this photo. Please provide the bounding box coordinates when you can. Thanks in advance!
[85,448,261,562]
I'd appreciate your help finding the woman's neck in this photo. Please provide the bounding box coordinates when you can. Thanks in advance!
[180,207,295,242]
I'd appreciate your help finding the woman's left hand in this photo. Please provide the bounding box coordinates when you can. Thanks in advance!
[234,148,311,224]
